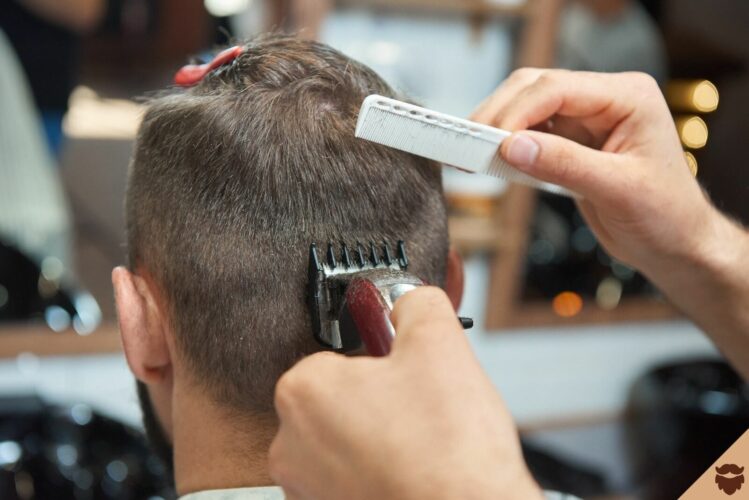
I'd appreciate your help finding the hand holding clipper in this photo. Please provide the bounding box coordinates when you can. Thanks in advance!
[308,241,471,356]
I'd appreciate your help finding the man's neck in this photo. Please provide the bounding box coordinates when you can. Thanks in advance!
[172,383,277,496]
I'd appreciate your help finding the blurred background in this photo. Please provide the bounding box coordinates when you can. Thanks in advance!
[1,0,748,498]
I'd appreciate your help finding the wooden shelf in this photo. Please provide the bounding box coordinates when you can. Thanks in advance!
[449,214,504,254]
[503,297,679,330]
[0,323,122,358]
[518,410,621,434]
[335,0,528,17]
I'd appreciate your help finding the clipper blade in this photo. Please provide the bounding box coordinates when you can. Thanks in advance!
[308,240,410,350]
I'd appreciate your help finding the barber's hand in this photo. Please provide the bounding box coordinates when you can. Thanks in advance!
[472,69,719,280]
[269,287,542,500]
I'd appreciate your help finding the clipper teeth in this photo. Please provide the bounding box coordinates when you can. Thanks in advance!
[382,241,393,266]
[369,242,380,266]
[316,240,409,271]
[308,240,412,350]
[326,243,337,269]
[397,240,408,269]
[309,243,323,272]
[355,242,367,268]
[341,243,352,268]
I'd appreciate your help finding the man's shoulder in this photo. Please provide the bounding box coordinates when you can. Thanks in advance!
[180,486,285,500]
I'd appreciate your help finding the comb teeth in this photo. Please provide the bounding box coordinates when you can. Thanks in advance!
[315,241,409,272]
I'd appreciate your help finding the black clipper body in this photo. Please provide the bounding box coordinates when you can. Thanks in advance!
[308,241,472,356]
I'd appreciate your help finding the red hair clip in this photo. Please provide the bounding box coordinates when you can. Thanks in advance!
[174,46,245,87]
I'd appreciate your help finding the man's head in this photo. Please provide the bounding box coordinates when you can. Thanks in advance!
[113,34,461,473]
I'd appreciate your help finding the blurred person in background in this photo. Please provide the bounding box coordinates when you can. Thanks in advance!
[0,29,72,274]
[230,0,332,41]
[557,0,666,80]
[0,0,106,156]
[288,0,333,40]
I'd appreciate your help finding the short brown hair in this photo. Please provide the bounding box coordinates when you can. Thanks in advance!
[126,34,448,413]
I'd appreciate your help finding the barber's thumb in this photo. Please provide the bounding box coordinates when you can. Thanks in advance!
[390,287,467,355]
[500,131,616,199]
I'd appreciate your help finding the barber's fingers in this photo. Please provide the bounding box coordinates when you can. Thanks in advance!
[390,287,468,357]
[501,130,627,203]
[471,68,546,124]
[274,351,346,417]
[494,71,641,132]
[537,115,605,150]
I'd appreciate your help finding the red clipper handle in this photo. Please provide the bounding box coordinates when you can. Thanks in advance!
[344,278,396,357]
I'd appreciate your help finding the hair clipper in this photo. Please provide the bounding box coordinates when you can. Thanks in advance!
[308,241,472,356]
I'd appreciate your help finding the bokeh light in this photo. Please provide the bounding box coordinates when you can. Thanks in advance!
[676,116,708,149]
[552,291,583,318]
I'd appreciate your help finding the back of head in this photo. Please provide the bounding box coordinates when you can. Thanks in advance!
[126,34,448,413]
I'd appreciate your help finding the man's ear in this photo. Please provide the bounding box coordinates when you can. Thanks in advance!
[112,266,171,384]
[444,247,464,311]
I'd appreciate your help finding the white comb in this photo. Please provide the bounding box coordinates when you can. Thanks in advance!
[355,95,573,197]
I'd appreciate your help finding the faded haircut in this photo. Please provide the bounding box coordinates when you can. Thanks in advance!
[126,34,448,413]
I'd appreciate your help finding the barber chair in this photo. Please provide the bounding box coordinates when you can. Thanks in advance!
[0,396,174,500]
[0,239,100,333]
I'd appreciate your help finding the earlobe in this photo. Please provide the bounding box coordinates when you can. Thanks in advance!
[444,248,464,311]
[112,266,171,384]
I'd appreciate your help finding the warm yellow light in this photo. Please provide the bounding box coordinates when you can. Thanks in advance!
[692,80,719,112]
[676,116,708,149]
[684,151,698,177]
[552,291,583,318]
[666,80,719,113]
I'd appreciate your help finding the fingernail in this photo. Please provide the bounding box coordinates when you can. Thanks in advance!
[505,134,539,169]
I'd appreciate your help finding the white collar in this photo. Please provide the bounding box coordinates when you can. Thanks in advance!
[180,486,285,500]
